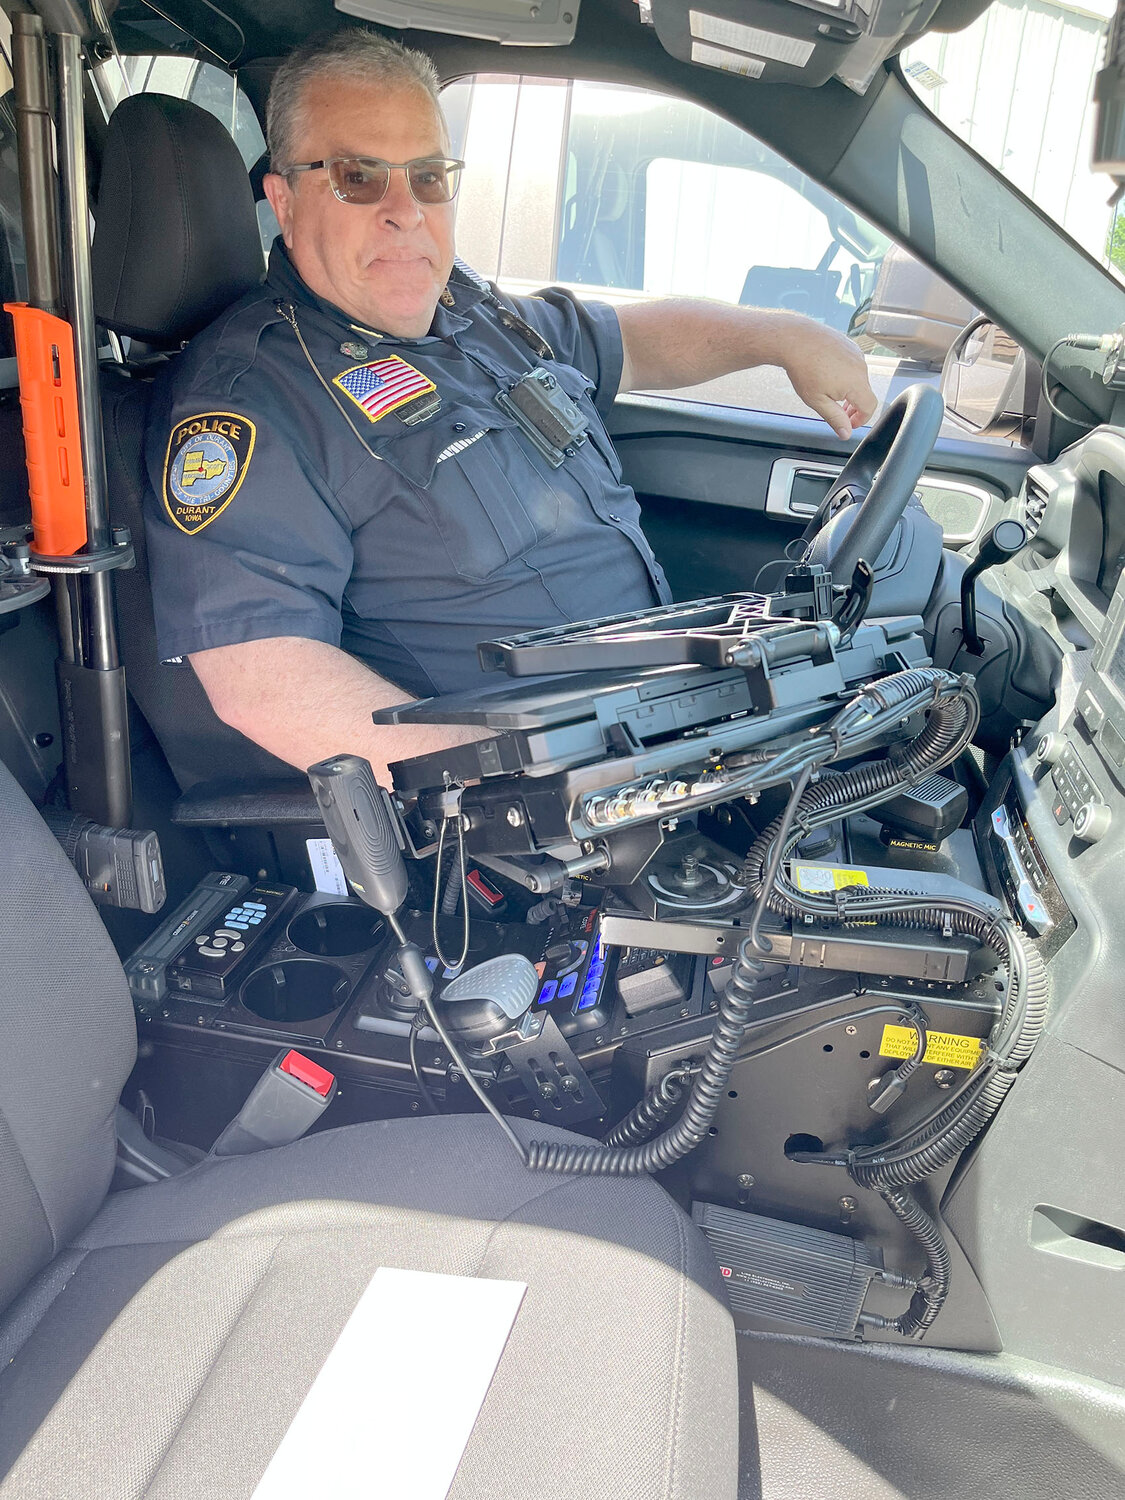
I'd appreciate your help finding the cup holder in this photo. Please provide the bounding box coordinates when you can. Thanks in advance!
[241,960,350,1023]
[287,903,385,957]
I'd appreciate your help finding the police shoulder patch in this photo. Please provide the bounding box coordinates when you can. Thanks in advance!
[163,411,257,535]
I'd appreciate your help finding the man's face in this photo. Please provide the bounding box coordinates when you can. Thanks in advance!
[264,77,456,338]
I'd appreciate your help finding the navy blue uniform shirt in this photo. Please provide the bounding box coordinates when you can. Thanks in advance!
[143,243,671,699]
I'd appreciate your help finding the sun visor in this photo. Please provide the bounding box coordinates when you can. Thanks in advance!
[335,0,579,45]
[646,0,941,93]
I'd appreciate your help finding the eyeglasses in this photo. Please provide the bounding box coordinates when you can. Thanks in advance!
[283,156,465,206]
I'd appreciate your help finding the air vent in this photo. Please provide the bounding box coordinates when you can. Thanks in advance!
[1023,473,1050,536]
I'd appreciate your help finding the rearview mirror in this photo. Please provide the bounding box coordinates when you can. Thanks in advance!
[940,316,1028,438]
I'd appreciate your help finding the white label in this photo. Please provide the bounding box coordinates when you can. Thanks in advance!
[690,41,765,77]
[253,1268,526,1500]
[690,11,816,67]
[306,837,349,896]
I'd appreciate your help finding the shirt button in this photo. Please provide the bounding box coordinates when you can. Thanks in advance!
[452,422,466,433]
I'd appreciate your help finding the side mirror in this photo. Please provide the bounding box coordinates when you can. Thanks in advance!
[854,244,977,367]
[940,316,1029,439]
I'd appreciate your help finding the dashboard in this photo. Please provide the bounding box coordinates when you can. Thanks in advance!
[1014,427,1125,648]
[977,427,1125,852]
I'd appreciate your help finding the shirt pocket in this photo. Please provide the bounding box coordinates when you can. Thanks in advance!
[370,411,561,585]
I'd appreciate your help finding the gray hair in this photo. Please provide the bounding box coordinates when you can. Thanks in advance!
[267,29,443,174]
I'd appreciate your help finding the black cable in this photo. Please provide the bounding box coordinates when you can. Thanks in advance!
[725,671,1046,1335]
[440,855,464,917]
[602,1066,696,1146]
[746,763,813,957]
[522,768,813,1175]
[879,1186,952,1338]
[409,1022,442,1115]
[419,987,529,1161]
[1041,337,1083,424]
[431,816,470,972]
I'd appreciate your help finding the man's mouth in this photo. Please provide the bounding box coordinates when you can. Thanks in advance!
[367,254,432,270]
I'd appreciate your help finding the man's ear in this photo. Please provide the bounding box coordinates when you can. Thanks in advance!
[263,172,296,245]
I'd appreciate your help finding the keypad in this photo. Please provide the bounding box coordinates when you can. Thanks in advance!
[573,939,607,1014]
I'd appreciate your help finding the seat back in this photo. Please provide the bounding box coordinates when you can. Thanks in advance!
[92,92,264,346]
[92,93,303,792]
[0,756,137,1315]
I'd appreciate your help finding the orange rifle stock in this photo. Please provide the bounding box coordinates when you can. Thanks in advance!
[4,301,89,557]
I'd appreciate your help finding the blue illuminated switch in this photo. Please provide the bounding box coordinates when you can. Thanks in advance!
[537,980,558,1006]
[574,989,600,1012]
[558,973,578,1000]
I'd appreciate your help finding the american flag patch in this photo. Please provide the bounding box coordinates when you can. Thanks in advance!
[332,356,437,423]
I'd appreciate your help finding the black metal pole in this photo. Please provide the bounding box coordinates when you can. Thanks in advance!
[12,2,133,824]
[56,29,120,684]
[11,13,78,670]
[11,14,62,317]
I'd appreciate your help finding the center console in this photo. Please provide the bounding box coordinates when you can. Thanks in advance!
[124,568,1068,1353]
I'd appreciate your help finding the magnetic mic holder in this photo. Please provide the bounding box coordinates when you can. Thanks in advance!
[434,955,540,1045]
[959,518,1028,656]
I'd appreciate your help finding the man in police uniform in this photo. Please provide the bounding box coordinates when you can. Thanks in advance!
[145,30,877,786]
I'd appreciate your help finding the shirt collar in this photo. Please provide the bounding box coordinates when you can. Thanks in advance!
[265,239,485,344]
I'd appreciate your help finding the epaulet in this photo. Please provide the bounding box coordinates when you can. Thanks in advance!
[448,258,554,362]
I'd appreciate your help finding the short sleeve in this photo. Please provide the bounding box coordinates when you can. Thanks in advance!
[142,387,355,663]
[509,287,624,418]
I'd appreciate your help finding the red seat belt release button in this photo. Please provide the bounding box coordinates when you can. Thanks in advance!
[279,1049,336,1096]
[211,1048,337,1157]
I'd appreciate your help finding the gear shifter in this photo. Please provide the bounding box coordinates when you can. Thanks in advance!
[959,518,1028,656]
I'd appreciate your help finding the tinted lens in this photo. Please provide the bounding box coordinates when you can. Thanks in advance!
[407,159,462,204]
[329,158,390,204]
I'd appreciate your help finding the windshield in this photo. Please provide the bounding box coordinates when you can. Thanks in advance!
[901,0,1120,278]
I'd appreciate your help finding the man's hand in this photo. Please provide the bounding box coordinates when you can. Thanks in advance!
[617,299,878,440]
[776,318,878,440]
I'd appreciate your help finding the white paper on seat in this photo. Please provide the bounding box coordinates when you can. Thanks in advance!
[252,1266,526,1500]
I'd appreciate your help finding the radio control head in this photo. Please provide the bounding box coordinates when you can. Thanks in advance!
[1074,799,1112,844]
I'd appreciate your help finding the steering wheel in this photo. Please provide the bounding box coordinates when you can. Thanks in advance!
[801,383,945,584]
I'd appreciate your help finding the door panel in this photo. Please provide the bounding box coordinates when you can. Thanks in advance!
[609,394,1036,599]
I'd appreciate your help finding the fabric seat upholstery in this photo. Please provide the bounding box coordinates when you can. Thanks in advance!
[0,1117,736,1500]
[0,758,738,1497]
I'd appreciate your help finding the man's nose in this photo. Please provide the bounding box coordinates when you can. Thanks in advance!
[377,167,425,230]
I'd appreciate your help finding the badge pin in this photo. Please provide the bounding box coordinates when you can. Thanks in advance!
[339,340,369,360]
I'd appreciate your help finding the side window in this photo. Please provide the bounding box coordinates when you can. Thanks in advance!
[93,57,275,251]
[445,76,978,427]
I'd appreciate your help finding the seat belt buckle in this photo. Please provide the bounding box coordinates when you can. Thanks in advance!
[210,1048,337,1157]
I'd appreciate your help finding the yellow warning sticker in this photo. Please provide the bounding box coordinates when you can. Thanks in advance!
[792,864,870,893]
[879,1025,985,1071]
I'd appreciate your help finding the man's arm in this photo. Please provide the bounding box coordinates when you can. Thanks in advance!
[616,299,877,441]
[191,636,488,786]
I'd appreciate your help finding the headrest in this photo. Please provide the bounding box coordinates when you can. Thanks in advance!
[92,94,264,347]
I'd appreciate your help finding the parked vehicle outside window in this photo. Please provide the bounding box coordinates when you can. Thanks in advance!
[443,75,989,435]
